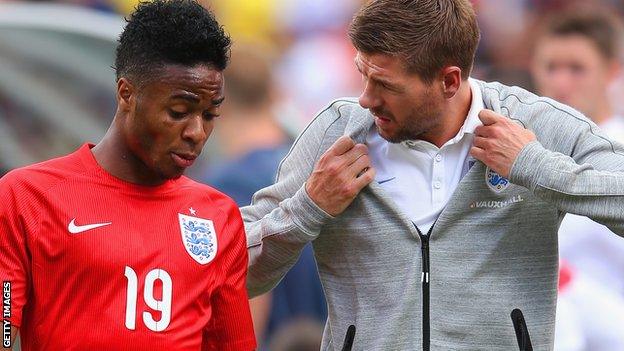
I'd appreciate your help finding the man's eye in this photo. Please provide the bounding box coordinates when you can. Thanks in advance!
[375,80,392,91]
[380,82,398,92]
[570,63,585,75]
[169,110,187,119]
[203,112,220,121]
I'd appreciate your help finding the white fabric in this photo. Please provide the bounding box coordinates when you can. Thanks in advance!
[559,214,624,295]
[599,114,624,142]
[367,79,484,233]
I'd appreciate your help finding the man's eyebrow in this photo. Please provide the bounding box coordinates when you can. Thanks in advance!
[171,92,200,103]
[374,76,397,86]
[368,74,400,90]
[354,59,398,88]
[170,93,224,106]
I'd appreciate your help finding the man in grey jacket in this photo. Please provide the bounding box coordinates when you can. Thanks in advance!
[242,0,624,350]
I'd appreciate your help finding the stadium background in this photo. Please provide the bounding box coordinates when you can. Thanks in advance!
[1,0,624,350]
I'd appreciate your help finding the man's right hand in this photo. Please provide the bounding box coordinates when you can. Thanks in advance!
[305,136,375,216]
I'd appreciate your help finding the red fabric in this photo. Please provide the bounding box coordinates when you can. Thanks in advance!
[0,144,255,351]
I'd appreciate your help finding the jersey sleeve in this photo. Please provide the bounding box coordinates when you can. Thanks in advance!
[0,174,34,328]
[201,205,256,351]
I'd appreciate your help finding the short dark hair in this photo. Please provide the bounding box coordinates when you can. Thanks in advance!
[114,0,231,84]
[348,0,480,83]
[539,7,623,61]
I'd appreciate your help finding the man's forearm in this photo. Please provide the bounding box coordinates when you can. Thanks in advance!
[510,141,624,234]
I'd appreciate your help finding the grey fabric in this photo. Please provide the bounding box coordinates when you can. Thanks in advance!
[241,80,624,350]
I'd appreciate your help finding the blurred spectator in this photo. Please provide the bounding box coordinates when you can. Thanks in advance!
[207,0,361,130]
[275,0,360,38]
[531,6,624,350]
[202,43,327,349]
[275,33,361,124]
[531,5,623,131]
[472,0,624,90]
[473,0,534,89]
[204,43,292,198]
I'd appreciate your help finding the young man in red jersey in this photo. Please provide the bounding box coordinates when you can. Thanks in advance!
[0,1,256,350]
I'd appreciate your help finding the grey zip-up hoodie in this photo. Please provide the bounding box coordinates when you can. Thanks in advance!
[241,80,624,350]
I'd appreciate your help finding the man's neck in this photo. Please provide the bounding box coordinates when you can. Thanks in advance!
[422,80,473,148]
[91,119,165,186]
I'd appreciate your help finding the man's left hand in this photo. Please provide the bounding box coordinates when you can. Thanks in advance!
[470,109,537,178]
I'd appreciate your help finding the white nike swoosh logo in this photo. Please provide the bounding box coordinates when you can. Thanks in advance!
[68,218,112,234]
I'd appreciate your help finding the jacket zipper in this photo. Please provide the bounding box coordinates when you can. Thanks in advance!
[415,224,433,351]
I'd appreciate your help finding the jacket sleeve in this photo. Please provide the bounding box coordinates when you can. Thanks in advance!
[241,104,343,297]
[509,119,624,236]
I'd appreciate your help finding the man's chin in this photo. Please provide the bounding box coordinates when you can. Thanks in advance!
[169,169,186,180]
[376,126,406,144]
[376,126,426,144]
[159,168,185,181]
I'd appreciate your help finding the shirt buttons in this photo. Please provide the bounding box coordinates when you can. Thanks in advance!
[433,181,442,189]
[435,154,442,162]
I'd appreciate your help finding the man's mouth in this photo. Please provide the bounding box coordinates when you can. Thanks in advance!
[371,110,392,122]
[171,152,197,168]
[372,112,393,128]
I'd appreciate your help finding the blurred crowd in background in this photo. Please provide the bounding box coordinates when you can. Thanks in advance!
[2,0,624,350]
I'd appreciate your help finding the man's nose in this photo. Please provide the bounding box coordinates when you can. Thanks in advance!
[549,69,574,95]
[358,81,382,110]
[182,115,209,144]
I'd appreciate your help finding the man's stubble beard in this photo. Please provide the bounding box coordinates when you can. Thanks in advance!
[382,104,442,144]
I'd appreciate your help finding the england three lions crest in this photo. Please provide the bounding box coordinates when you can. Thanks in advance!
[178,213,217,264]
[485,167,509,193]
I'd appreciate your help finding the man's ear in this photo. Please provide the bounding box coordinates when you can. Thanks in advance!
[440,66,462,99]
[117,77,135,112]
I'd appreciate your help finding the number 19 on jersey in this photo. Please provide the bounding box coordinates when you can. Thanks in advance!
[124,266,173,332]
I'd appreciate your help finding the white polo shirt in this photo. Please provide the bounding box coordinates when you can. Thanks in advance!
[366,79,484,233]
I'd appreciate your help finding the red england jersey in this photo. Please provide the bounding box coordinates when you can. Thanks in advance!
[0,144,256,351]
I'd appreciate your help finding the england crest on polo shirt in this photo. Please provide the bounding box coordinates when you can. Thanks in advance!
[485,166,509,193]
[178,213,217,264]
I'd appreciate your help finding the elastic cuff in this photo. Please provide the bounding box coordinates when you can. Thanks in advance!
[286,184,334,237]
[509,140,551,190]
